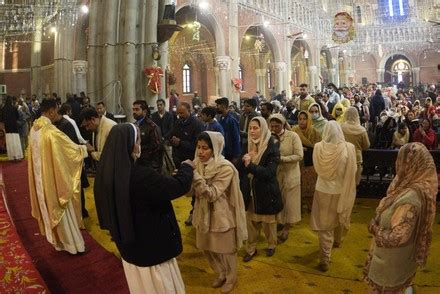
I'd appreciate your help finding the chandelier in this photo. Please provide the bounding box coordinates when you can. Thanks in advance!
[0,1,85,37]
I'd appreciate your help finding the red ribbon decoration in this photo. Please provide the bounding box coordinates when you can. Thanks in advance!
[144,67,164,94]
[231,78,242,91]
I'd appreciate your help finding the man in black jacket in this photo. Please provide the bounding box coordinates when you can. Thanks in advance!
[133,100,162,173]
[151,98,174,141]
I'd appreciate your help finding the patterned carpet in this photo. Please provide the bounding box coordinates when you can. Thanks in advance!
[83,178,440,293]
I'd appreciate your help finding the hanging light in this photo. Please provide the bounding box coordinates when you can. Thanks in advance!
[81,5,89,14]
[199,1,209,10]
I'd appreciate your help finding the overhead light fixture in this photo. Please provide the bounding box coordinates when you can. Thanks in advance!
[50,26,57,33]
[244,35,250,40]
[199,1,209,10]
[303,33,307,39]
[81,5,89,14]
[263,20,270,27]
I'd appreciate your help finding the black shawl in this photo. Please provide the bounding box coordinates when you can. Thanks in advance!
[94,123,136,244]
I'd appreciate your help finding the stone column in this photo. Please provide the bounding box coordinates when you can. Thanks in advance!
[216,56,231,98]
[54,26,74,98]
[87,0,99,101]
[308,65,318,92]
[158,42,168,101]
[255,68,266,96]
[329,68,337,85]
[144,0,159,107]
[73,60,87,96]
[31,15,43,97]
[121,0,139,118]
[411,67,420,85]
[376,68,385,83]
[284,37,292,99]
[228,0,240,102]
[274,62,286,93]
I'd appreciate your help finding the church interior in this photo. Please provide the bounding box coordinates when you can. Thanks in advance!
[0,0,440,293]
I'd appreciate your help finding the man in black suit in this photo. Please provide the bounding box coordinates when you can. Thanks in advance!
[96,101,115,121]
[151,98,174,141]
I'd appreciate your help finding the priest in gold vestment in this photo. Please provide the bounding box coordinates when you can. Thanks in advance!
[28,99,88,254]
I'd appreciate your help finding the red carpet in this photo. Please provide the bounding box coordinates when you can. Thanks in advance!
[1,161,129,293]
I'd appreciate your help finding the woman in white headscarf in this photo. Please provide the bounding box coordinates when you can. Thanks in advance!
[310,121,357,272]
[192,131,247,293]
[341,107,370,185]
[240,117,283,262]
[269,114,304,242]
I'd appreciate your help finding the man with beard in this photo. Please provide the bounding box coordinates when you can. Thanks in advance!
[294,84,315,112]
[283,100,298,126]
[239,98,259,150]
[326,83,341,113]
[215,97,241,164]
[133,100,162,173]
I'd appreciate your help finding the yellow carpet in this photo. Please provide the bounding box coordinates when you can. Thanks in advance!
[83,178,440,293]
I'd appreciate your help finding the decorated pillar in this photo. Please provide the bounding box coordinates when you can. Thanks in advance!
[216,56,231,98]
[376,68,385,83]
[144,0,159,107]
[72,60,87,96]
[274,62,286,93]
[87,0,99,102]
[329,68,337,85]
[308,65,318,93]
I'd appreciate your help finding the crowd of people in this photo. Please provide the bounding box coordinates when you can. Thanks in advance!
[0,81,438,293]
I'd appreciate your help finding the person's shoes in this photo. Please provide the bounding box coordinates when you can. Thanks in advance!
[318,261,329,272]
[243,250,257,262]
[212,277,226,288]
[278,231,289,243]
[184,214,193,226]
[277,224,284,232]
[266,248,275,257]
[221,280,236,293]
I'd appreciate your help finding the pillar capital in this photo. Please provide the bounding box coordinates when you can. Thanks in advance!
[308,65,318,73]
[215,56,231,70]
[412,67,420,73]
[376,68,385,73]
[73,60,88,74]
[255,68,266,76]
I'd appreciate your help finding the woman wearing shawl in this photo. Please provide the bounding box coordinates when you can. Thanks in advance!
[392,122,410,149]
[412,119,437,150]
[331,102,346,123]
[293,111,321,212]
[310,121,357,272]
[269,114,304,242]
[240,117,283,262]
[341,107,370,185]
[364,143,438,293]
[308,103,328,135]
[192,132,247,293]
[94,123,194,294]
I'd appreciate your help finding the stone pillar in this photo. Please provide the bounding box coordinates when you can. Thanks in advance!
[376,68,385,83]
[274,62,286,93]
[255,68,266,96]
[54,26,74,98]
[308,65,318,93]
[329,68,337,85]
[228,0,240,103]
[284,37,292,99]
[144,0,159,107]
[102,0,118,112]
[412,67,420,85]
[73,60,87,96]
[31,16,43,97]
[87,0,99,102]
[158,42,168,101]
[216,56,231,98]
[121,0,139,118]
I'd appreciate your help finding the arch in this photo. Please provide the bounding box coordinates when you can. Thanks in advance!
[378,50,417,70]
[291,39,313,66]
[239,24,282,62]
[176,4,225,56]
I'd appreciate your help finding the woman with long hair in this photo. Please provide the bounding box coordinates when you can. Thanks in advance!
[364,143,437,293]
[192,132,247,293]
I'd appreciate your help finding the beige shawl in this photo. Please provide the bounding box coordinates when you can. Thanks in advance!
[313,121,357,229]
[341,106,367,136]
[192,131,248,249]
[375,143,437,266]
[248,117,272,165]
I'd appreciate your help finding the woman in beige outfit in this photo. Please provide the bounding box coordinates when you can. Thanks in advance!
[192,131,247,293]
[269,114,304,242]
[341,107,370,185]
[310,121,357,272]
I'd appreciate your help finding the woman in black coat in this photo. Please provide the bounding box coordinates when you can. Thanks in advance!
[1,96,23,160]
[94,123,194,293]
[239,117,282,262]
